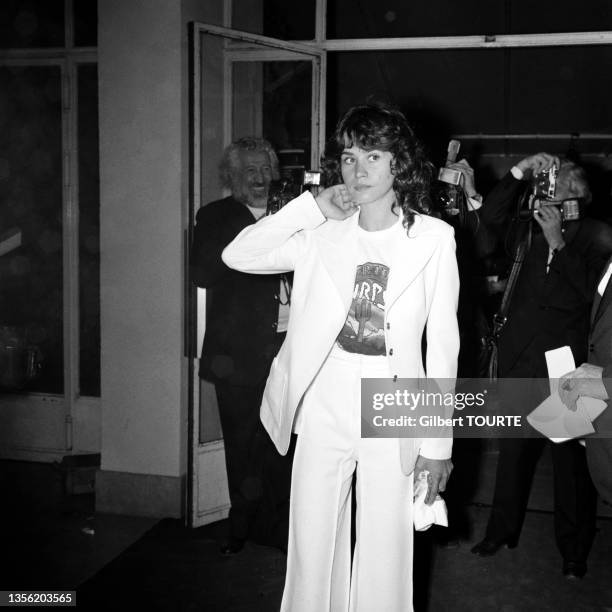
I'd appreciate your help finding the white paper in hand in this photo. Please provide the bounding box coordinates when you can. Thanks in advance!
[527,346,597,442]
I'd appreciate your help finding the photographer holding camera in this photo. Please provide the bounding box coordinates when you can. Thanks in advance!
[190,137,294,556]
[433,150,490,371]
[470,152,612,579]
[429,153,495,546]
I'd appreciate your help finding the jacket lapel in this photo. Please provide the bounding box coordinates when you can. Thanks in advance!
[316,212,361,313]
[592,257,612,326]
[385,216,437,313]
[592,291,604,327]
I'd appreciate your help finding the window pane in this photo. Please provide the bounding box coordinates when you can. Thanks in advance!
[0,66,63,393]
[327,0,505,38]
[73,0,97,47]
[327,49,506,143]
[263,0,316,40]
[232,0,263,35]
[233,0,317,40]
[508,0,612,34]
[507,46,612,134]
[231,60,313,171]
[0,0,64,49]
[262,62,313,165]
[327,0,610,38]
[327,45,612,157]
[78,64,100,397]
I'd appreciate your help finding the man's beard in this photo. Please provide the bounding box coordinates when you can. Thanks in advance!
[249,194,268,208]
[237,185,268,208]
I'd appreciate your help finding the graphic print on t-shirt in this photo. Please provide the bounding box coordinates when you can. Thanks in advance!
[337,262,388,355]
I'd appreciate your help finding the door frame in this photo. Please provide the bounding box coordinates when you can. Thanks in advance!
[187,22,326,527]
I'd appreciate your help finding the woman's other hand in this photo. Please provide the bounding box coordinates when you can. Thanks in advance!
[414,455,453,505]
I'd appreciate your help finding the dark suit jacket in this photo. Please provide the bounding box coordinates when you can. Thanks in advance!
[482,173,612,387]
[586,258,612,504]
[190,196,283,387]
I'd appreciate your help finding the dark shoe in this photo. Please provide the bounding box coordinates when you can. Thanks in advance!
[471,537,517,557]
[219,537,245,556]
[562,560,587,580]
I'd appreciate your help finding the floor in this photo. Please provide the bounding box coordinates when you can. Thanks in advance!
[0,459,157,590]
[1,444,612,611]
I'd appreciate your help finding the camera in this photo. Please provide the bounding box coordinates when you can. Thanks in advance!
[438,167,463,186]
[303,170,321,188]
[519,197,582,222]
[437,140,461,186]
[536,198,581,221]
[532,166,558,200]
[518,164,581,222]
[266,170,321,215]
[434,140,465,217]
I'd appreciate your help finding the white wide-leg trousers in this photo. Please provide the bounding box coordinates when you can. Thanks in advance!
[281,349,414,612]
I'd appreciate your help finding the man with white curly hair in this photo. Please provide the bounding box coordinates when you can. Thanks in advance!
[191,137,293,556]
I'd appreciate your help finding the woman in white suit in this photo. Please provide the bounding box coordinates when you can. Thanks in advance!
[223,104,460,611]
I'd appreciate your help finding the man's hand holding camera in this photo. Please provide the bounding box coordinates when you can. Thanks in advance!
[534,203,565,251]
[445,159,478,199]
[516,152,560,178]
[514,152,566,251]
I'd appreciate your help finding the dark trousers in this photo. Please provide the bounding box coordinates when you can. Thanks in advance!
[485,437,597,563]
[215,380,295,549]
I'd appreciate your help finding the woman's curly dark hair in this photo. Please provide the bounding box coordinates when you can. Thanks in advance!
[321,103,434,231]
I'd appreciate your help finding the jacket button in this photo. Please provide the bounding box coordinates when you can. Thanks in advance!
[589,344,594,352]
[393,375,398,382]
[386,323,390,329]
[389,348,394,356]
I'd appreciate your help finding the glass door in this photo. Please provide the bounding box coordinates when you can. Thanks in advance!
[188,23,324,527]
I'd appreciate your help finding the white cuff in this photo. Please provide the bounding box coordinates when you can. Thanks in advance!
[467,196,482,211]
[510,166,524,180]
[419,437,453,460]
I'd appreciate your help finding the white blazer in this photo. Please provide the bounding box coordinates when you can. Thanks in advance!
[222,191,460,476]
